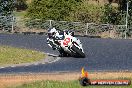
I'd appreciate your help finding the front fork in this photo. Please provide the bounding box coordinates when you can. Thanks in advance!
[70,40,84,53]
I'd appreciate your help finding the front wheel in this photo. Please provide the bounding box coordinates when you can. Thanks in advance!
[71,45,85,58]
[58,48,71,57]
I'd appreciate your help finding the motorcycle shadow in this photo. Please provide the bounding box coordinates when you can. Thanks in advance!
[58,54,86,58]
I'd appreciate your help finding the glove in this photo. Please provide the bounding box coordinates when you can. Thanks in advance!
[52,44,57,50]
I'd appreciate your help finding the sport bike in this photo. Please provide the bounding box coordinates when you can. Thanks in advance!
[48,32,85,58]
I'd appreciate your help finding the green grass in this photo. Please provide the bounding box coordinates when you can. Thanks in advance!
[0,45,45,65]
[9,80,132,88]
[14,11,26,18]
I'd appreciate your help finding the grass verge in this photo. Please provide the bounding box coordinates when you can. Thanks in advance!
[14,11,26,18]
[1,72,131,88]
[9,80,132,88]
[0,45,45,65]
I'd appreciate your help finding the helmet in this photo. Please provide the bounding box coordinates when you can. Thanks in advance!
[48,27,57,38]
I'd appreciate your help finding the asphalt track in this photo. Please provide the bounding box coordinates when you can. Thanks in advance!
[0,34,132,73]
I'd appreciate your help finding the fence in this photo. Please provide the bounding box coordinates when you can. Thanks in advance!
[0,17,132,39]
[0,15,15,32]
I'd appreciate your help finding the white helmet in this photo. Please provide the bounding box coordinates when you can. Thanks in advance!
[48,27,57,38]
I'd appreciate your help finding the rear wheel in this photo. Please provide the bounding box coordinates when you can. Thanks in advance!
[71,45,85,58]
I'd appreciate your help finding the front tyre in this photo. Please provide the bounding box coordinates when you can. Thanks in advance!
[58,48,71,57]
[71,45,85,58]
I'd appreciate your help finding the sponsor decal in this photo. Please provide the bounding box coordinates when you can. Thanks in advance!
[63,37,70,46]
[79,67,131,86]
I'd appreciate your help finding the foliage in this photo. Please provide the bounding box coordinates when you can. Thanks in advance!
[0,0,15,32]
[15,0,28,11]
[0,0,15,16]
[118,0,132,11]
[26,0,81,21]
[14,11,26,17]
[20,0,132,30]
[73,1,104,23]
[118,0,132,26]
[101,4,120,25]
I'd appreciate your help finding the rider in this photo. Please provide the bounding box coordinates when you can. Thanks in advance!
[47,27,74,50]
[47,27,64,50]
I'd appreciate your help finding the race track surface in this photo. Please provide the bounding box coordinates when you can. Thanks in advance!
[0,34,132,73]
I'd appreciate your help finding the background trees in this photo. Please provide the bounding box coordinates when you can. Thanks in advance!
[74,1,104,23]
[26,0,81,21]
[0,0,15,16]
[1,0,132,25]
[15,0,28,11]
[26,0,129,25]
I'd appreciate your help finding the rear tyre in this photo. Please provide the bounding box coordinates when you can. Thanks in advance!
[71,45,85,58]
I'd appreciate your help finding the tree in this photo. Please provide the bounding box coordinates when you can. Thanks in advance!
[73,1,104,23]
[118,0,127,11]
[118,0,132,25]
[15,0,28,11]
[0,0,15,16]
[27,0,81,21]
[101,4,120,24]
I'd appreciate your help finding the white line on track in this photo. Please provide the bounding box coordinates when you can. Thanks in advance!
[48,57,61,63]
[10,66,15,68]
[25,64,30,66]
[34,63,39,66]
[46,53,58,57]
[0,67,5,69]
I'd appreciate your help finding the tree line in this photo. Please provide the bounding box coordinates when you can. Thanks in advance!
[0,0,132,25]
[0,0,27,16]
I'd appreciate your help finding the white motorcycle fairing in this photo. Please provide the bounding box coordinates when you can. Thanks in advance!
[56,34,85,58]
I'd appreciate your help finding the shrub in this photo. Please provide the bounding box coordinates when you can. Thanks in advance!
[73,1,104,23]
[26,0,81,21]
[15,0,28,11]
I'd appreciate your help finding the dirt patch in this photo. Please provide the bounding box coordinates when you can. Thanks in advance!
[0,72,132,88]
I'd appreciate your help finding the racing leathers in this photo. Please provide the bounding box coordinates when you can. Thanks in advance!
[47,31,64,50]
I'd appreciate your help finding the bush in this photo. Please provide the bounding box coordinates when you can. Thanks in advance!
[26,0,81,21]
[101,4,120,25]
[25,0,132,27]
[73,1,104,23]
[15,0,28,11]
[0,0,15,16]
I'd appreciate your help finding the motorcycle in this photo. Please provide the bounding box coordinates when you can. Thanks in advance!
[48,31,85,58]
